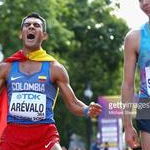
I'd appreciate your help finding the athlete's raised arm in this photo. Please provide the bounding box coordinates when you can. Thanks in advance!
[51,61,101,118]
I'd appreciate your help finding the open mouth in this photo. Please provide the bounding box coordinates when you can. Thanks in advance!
[27,34,35,40]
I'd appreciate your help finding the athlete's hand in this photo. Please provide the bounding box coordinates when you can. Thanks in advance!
[125,126,140,148]
[87,102,101,118]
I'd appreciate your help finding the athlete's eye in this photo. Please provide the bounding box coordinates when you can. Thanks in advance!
[33,23,41,28]
[24,23,31,27]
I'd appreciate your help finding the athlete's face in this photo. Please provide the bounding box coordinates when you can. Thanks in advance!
[139,0,150,17]
[20,17,47,50]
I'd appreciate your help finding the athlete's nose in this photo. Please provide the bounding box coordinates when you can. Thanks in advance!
[28,23,35,29]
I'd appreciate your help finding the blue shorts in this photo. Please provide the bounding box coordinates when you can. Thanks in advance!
[136,119,150,133]
[136,98,150,133]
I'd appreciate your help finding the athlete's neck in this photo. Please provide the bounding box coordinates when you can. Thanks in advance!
[22,47,42,55]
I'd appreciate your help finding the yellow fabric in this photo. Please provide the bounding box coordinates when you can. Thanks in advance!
[52,88,59,110]
[38,76,47,80]
[26,48,56,62]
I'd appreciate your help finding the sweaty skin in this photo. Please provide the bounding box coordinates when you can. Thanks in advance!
[0,16,101,150]
[122,0,150,149]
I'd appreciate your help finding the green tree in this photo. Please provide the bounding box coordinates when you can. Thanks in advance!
[0,0,128,147]
[53,0,128,147]
[0,0,73,59]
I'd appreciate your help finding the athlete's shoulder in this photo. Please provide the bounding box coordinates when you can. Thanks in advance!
[0,61,12,77]
[124,29,141,53]
[0,61,11,69]
[51,61,69,83]
[51,61,67,72]
[125,29,140,42]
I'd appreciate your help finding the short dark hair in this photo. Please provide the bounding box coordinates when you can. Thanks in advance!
[21,12,46,32]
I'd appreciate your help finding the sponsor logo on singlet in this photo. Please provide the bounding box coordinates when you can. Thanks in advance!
[9,92,46,121]
[9,82,46,121]
[12,82,45,92]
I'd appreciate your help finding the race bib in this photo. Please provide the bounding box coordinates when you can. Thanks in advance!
[9,92,46,121]
[145,67,150,96]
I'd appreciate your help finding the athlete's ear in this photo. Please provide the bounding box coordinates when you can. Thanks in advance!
[43,32,48,41]
[19,31,22,40]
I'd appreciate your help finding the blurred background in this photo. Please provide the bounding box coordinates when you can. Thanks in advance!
[0,0,145,150]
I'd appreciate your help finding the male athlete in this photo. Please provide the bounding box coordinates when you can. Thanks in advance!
[122,0,150,149]
[0,12,101,150]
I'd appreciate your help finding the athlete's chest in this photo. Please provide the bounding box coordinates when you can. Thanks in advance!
[19,61,42,75]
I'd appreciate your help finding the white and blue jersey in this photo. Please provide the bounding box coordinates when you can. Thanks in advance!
[6,61,58,124]
[138,22,150,98]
